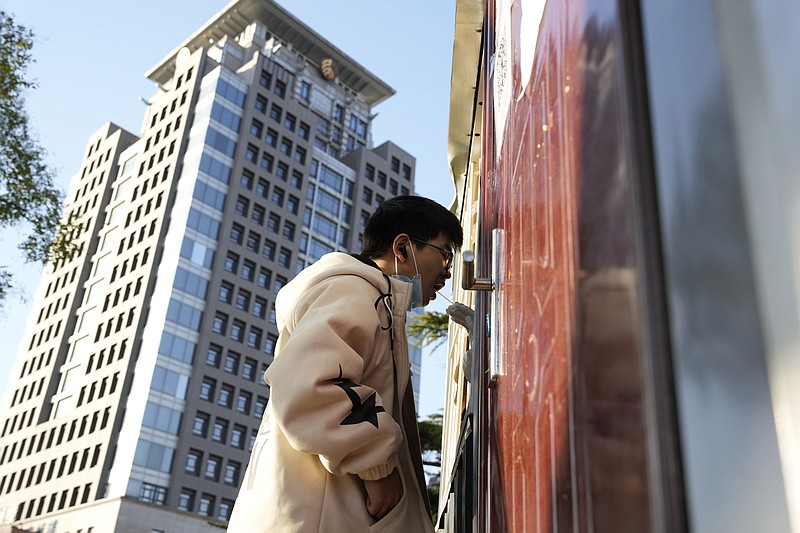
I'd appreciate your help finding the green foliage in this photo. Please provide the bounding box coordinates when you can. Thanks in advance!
[0,11,76,305]
[418,411,443,463]
[418,412,444,522]
[407,311,449,350]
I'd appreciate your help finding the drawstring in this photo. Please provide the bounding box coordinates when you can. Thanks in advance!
[374,274,394,352]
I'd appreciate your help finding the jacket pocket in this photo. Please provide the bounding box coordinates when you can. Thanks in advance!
[368,477,407,533]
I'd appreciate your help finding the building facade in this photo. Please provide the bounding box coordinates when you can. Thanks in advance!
[0,1,420,531]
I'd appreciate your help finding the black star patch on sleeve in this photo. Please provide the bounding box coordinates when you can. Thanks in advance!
[334,365,385,429]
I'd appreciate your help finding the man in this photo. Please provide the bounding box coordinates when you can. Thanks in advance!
[228,196,463,532]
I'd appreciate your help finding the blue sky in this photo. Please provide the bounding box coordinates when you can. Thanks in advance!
[0,0,458,418]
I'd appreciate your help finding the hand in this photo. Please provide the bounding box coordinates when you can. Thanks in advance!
[446,303,474,332]
[363,468,403,520]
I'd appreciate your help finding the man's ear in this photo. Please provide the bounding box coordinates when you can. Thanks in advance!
[391,234,410,261]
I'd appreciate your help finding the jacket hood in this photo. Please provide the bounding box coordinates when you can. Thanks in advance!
[275,253,412,328]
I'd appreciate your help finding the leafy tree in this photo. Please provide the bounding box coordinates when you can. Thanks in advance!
[419,411,444,521]
[0,10,74,306]
[408,312,450,519]
[408,311,449,349]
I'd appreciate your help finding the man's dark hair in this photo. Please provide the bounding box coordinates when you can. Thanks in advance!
[362,195,463,258]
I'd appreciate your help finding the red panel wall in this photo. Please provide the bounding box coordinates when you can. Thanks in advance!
[480,0,652,531]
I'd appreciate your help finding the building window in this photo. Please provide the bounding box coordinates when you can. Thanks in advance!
[274,275,287,293]
[251,205,265,225]
[192,413,209,437]
[240,170,254,190]
[205,455,221,481]
[198,494,215,517]
[218,385,234,408]
[283,113,296,131]
[389,179,398,195]
[265,334,278,356]
[241,260,255,281]
[211,420,228,442]
[247,327,262,349]
[224,253,239,273]
[290,171,303,189]
[298,122,310,140]
[271,187,285,207]
[229,224,244,245]
[250,119,263,138]
[294,147,307,165]
[300,81,311,101]
[230,425,246,449]
[365,164,375,181]
[287,195,299,215]
[269,103,282,123]
[230,320,245,342]
[266,213,280,234]
[283,221,296,241]
[256,179,269,198]
[245,144,258,163]
[178,490,195,511]
[349,114,358,132]
[257,268,272,289]
[259,70,272,89]
[242,358,257,381]
[279,138,292,156]
[246,231,260,252]
[377,172,387,188]
[224,352,240,374]
[212,313,228,335]
[186,450,202,475]
[334,104,344,124]
[278,248,291,268]
[218,282,233,304]
[357,120,367,138]
[260,153,274,172]
[224,463,241,486]
[265,128,278,147]
[254,398,267,418]
[236,391,252,414]
[138,482,168,505]
[255,95,267,113]
[235,290,251,311]
[274,79,286,98]
[276,162,289,181]
[218,500,234,521]
[402,164,412,180]
[263,239,276,260]
[199,378,216,401]
[206,344,222,367]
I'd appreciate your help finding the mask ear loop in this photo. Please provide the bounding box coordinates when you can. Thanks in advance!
[409,241,420,275]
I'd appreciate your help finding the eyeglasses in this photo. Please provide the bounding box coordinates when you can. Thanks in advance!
[411,238,454,271]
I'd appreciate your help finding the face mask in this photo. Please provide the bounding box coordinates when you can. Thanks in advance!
[390,243,423,310]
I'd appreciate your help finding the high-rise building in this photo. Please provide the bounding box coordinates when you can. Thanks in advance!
[0,1,420,531]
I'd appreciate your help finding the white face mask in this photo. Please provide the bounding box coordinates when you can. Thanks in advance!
[390,243,423,310]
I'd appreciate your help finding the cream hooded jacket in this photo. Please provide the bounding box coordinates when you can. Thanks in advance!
[228,253,434,533]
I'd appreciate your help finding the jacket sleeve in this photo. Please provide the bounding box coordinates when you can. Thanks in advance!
[265,276,402,480]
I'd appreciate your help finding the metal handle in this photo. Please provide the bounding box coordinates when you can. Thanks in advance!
[488,229,504,387]
[461,250,493,291]
[460,231,504,387]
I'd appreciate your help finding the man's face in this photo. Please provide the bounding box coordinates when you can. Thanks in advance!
[410,232,454,306]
